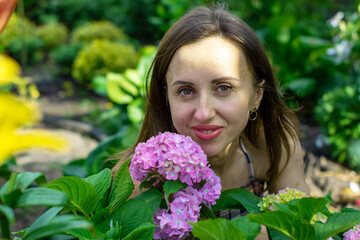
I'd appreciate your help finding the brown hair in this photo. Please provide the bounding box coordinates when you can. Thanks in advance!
[112,4,299,189]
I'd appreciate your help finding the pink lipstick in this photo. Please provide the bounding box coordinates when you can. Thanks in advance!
[192,125,223,141]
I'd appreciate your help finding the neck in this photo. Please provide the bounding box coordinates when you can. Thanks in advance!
[207,139,240,173]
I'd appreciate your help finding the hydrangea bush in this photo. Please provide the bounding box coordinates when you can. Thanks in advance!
[343,223,360,240]
[259,187,308,211]
[129,132,222,239]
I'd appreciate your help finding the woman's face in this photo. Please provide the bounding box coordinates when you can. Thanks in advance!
[166,36,264,157]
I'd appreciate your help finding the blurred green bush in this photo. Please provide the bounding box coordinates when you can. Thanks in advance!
[36,22,69,49]
[0,13,43,64]
[71,40,139,85]
[70,21,129,44]
[315,85,360,171]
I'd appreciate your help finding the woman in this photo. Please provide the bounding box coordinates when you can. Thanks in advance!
[112,3,308,216]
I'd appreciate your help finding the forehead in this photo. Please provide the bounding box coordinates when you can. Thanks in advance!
[166,36,251,81]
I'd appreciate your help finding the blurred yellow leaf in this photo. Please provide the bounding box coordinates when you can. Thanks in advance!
[0,93,68,166]
[0,54,21,85]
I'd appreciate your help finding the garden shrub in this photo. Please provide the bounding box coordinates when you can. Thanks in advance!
[70,21,129,44]
[0,14,44,64]
[315,84,360,171]
[0,14,35,48]
[36,22,69,49]
[71,40,139,85]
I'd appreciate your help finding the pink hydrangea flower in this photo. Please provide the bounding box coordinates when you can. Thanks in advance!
[343,223,360,240]
[130,132,222,240]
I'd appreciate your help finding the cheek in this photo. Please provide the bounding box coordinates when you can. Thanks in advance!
[169,103,190,126]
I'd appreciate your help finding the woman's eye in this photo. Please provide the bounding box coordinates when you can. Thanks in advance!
[179,88,193,96]
[217,85,232,93]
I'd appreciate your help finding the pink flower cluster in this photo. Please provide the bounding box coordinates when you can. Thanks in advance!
[343,223,360,240]
[129,132,222,239]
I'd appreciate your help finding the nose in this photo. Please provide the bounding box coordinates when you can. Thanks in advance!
[193,93,215,123]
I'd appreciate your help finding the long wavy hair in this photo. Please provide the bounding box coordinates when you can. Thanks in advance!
[112,4,299,189]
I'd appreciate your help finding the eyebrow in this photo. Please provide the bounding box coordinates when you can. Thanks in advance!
[171,76,240,87]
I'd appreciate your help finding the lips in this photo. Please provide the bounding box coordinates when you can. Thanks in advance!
[192,125,223,141]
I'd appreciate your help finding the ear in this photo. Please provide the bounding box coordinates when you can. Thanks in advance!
[253,80,265,109]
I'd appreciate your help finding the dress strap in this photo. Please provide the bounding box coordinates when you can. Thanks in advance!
[239,137,255,182]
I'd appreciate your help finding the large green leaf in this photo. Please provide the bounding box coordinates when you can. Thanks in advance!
[46,176,98,217]
[108,158,134,214]
[135,188,163,215]
[231,216,261,239]
[212,188,261,214]
[23,215,92,240]
[0,204,14,224]
[314,212,360,240]
[295,197,328,223]
[190,218,246,240]
[85,168,112,200]
[16,187,69,207]
[248,211,315,240]
[110,198,153,239]
[122,222,156,240]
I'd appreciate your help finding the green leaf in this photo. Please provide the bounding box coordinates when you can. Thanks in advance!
[268,229,292,240]
[314,212,360,240]
[24,206,63,236]
[212,188,261,214]
[190,218,246,240]
[108,158,134,214]
[122,222,156,240]
[85,132,124,175]
[106,225,121,239]
[0,172,18,198]
[23,215,92,240]
[296,197,328,223]
[92,75,108,96]
[0,204,14,224]
[163,179,184,198]
[231,215,261,239]
[107,198,153,239]
[62,158,87,178]
[107,72,137,104]
[46,176,98,217]
[85,168,112,200]
[124,68,142,87]
[248,211,315,240]
[0,172,46,196]
[127,97,145,123]
[16,188,69,207]
[136,188,163,215]
[15,172,47,190]
[67,228,104,239]
[200,203,217,219]
[139,172,160,191]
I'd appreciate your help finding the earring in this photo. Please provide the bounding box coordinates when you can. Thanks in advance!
[249,107,258,121]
